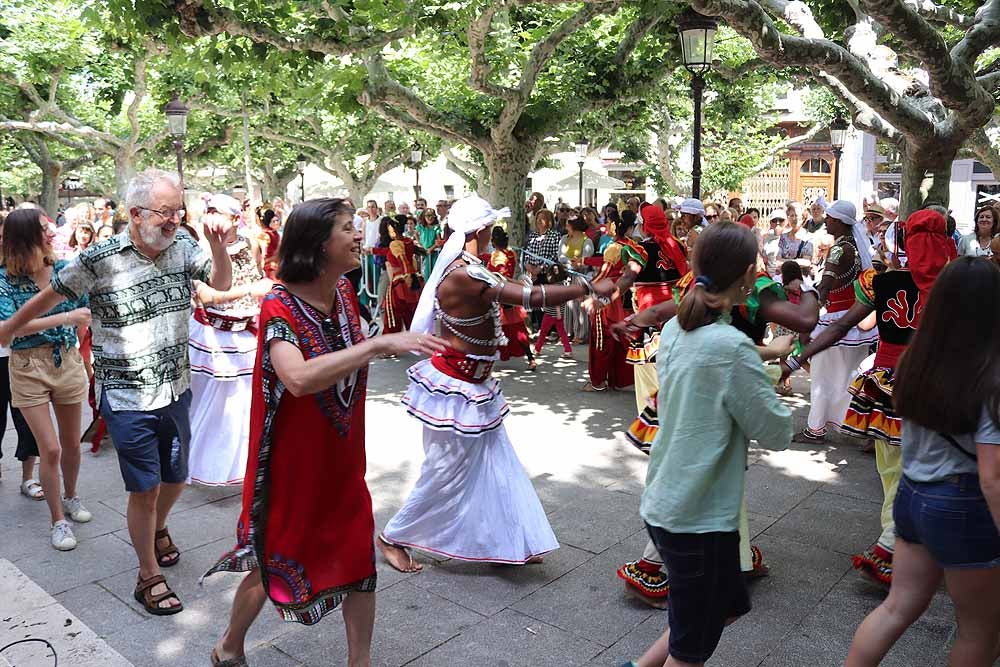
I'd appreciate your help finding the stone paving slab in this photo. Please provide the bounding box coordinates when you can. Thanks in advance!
[0,360,973,665]
[0,558,131,667]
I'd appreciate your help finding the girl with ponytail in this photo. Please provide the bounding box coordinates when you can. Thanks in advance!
[626,222,793,667]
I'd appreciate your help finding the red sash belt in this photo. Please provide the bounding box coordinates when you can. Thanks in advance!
[873,341,906,369]
[431,348,495,384]
[194,307,257,334]
[634,282,676,311]
[826,285,856,313]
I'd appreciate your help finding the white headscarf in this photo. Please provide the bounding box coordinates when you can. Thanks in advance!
[824,200,873,269]
[409,195,510,335]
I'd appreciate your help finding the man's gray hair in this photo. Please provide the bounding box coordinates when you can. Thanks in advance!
[125,169,181,212]
[880,198,899,215]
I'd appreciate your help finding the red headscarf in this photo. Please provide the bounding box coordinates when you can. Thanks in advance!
[641,204,690,276]
[737,214,756,229]
[904,209,957,302]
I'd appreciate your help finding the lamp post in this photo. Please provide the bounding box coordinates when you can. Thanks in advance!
[410,144,423,199]
[163,94,190,189]
[829,113,848,201]
[575,137,589,207]
[677,8,717,201]
[296,153,307,203]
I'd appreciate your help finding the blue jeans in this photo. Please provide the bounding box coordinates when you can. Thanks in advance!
[894,474,1000,569]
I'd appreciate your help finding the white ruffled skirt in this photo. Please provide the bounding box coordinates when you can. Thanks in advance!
[806,310,877,434]
[186,317,256,486]
[384,359,559,563]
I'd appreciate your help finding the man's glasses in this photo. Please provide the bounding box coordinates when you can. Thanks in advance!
[705,214,719,220]
[137,206,184,221]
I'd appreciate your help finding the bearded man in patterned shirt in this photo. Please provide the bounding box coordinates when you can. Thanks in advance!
[0,168,234,616]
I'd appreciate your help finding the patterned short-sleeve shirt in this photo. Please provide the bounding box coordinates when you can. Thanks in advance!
[0,259,88,361]
[51,230,212,411]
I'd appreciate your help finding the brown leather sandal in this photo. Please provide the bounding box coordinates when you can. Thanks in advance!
[133,573,183,616]
[155,527,180,567]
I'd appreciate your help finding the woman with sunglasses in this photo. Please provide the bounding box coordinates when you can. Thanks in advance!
[416,207,443,281]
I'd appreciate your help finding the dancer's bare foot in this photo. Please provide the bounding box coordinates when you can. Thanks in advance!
[377,535,423,573]
[526,555,544,564]
[211,637,246,666]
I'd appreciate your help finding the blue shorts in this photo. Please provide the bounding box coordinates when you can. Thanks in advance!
[646,524,751,663]
[894,474,1000,569]
[100,390,193,493]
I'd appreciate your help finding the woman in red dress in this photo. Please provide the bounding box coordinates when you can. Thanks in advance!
[372,215,424,333]
[483,227,536,370]
[206,199,443,667]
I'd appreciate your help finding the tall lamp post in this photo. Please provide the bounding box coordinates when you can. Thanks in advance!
[163,95,190,189]
[677,9,717,201]
[575,137,589,207]
[296,153,307,203]
[410,143,423,200]
[829,113,848,201]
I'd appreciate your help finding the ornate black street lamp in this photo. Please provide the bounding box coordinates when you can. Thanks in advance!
[575,137,589,206]
[163,94,190,189]
[829,113,849,201]
[410,144,423,199]
[296,153,308,202]
[677,8,718,200]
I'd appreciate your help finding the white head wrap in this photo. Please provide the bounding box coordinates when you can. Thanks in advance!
[824,200,873,270]
[813,196,829,211]
[409,195,510,335]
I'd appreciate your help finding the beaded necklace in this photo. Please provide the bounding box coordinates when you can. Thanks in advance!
[433,254,507,348]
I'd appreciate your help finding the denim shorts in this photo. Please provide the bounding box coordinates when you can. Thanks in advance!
[100,390,192,493]
[894,474,1000,569]
[646,524,751,663]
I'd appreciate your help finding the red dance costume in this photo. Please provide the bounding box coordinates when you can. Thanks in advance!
[374,238,424,333]
[588,240,637,389]
[260,227,280,280]
[205,282,377,625]
[483,249,532,360]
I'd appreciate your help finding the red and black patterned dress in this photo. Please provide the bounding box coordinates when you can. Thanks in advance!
[840,268,919,444]
[484,248,533,360]
[374,238,424,333]
[588,239,637,389]
[204,281,376,625]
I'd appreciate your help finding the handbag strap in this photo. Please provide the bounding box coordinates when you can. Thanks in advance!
[940,433,977,461]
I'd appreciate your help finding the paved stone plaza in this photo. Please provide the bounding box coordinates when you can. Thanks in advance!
[0,351,960,666]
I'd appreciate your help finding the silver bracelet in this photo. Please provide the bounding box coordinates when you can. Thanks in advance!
[521,283,532,310]
[540,284,547,310]
[785,355,802,372]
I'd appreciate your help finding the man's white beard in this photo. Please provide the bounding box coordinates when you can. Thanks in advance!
[137,221,174,251]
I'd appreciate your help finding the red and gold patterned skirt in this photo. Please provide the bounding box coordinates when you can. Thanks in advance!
[842,367,900,445]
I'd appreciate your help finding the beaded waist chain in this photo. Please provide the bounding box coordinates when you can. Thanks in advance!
[431,348,495,384]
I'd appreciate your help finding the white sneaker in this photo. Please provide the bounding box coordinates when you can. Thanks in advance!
[61,496,92,523]
[51,520,77,551]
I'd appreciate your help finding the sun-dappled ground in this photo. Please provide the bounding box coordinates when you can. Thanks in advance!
[0,348,963,666]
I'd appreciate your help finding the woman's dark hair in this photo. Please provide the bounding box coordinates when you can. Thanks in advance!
[3,208,54,276]
[568,217,588,233]
[491,226,509,249]
[780,260,803,285]
[618,210,636,238]
[262,209,277,229]
[389,215,407,238]
[746,207,761,218]
[545,261,568,284]
[895,257,1000,433]
[676,222,758,331]
[376,216,393,247]
[422,208,439,225]
[68,221,95,248]
[605,207,621,226]
[974,205,999,239]
[277,198,354,283]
